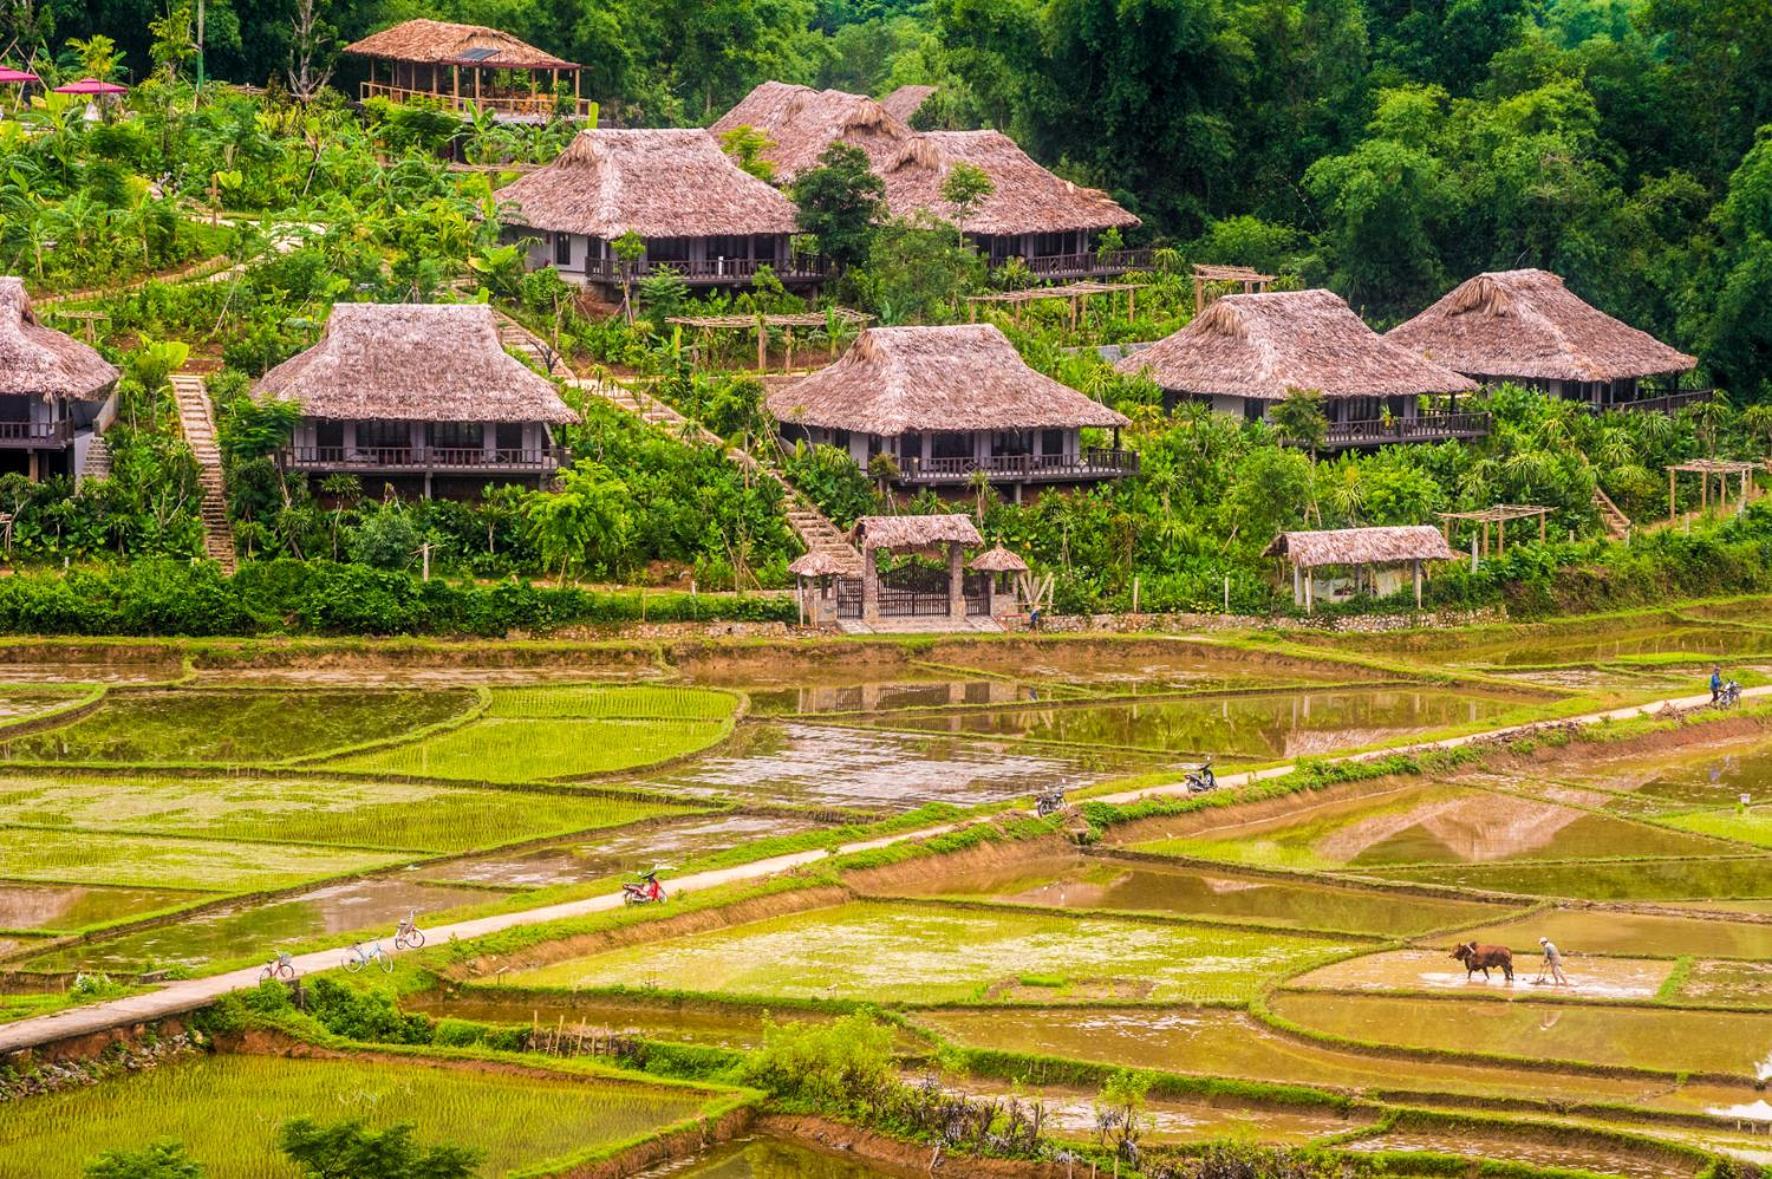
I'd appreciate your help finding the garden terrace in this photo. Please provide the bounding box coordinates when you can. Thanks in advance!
[1386,269,1702,411]
[258,302,577,496]
[1117,289,1485,448]
[497,129,822,293]
[1264,525,1457,611]
[0,278,118,485]
[769,324,1134,497]
[712,81,1144,277]
[345,18,593,119]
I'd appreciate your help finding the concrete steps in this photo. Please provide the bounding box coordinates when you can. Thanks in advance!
[79,434,110,482]
[169,372,237,573]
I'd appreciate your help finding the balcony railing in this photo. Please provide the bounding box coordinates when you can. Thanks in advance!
[1586,389,1715,416]
[359,82,596,119]
[0,419,74,447]
[578,256,829,286]
[283,446,565,473]
[899,448,1139,484]
[1317,412,1493,448]
[1008,249,1155,278]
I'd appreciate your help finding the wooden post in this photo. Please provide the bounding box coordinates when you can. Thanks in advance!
[474,68,481,106]
[756,321,767,373]
[1498,517,1506,557]
[1669,467,1677,522]
[1539,512,1546,543]
[1702,470,1708,511]
[452,65,460,108]
[1127,287,1136,319]
[574,70,581,115]
[1293,562,1302,608]
[1304,566,1313,615]
[1193,274,1204,316]
[785,326,794,372]
[968,302,977,323]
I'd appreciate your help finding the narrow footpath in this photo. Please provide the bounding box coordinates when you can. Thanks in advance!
[1,682,1759,1055]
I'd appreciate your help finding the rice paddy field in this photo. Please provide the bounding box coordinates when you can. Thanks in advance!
[12,615,1772,1176]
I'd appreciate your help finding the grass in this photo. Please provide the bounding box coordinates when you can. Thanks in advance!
[0,828,405,891]
[0,774,695,853]
[484,684,738,721]
[0,1053,717,1177]
[326,717,732,783]
[0,689,475,765]
[1655,805,1772,849]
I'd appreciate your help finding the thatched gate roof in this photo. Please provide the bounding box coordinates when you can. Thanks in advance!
[498,129,799,240]
[1385,269,1696,383]
[345,19,576,69]
[1264,526,1457,568]
[257,303,578,424]
[768,324,1128,435]
[853,514,984,551]
[1116,289,1477,400]
[0,278,118,401]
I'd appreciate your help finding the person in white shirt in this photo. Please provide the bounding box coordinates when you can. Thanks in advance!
[1538,936,1569,985]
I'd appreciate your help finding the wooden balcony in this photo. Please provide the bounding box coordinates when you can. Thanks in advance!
[359,81,595,120]
[578,256,829,287]
[0,419,74,448]
[899,447,1139,485]
[282,445,566,475]
[1316,412,1493,449]
[1586,389,1715,416]
[1011,249,1155,279]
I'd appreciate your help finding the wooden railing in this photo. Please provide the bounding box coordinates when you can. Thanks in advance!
[283,446,565,472]
[1318,412,1493,447]
[900,448,1139,483]
[578,256,829,285]
[359,82,595,119]
[1587,389,1715,416]
[1014,249,1155,278]
[0,419,73,446]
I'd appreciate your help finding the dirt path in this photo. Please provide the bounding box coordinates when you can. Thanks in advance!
[1,682,1762,1055]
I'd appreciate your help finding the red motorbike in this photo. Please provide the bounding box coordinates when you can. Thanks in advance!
[622,868,668,905]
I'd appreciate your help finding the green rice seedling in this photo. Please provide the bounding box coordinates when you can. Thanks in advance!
[328,718,731,783]
[486,684,738,722]
[0,1054,716,1177]
[0,828,404,891]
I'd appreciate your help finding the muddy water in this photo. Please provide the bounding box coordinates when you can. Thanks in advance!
[0,660,177,684]
[883,687,1529,758]
[1392,624,1769,668]
[1290,948,1674,1000]
[884,852,1517,937]
[915,1007,1667,1106]
[22,878,491,973]
[746,678,1058,716]
[1340,1130,1696,1178]
[643,722,1149,810]
[1435,909,1772,960]
[0,882,206,933]
[415,813,827,888]
[1268,991,1772,1077]
[1356,856,1772,901]
[1125,781,1717,871]
[662,1137,926,1178]
[1676,960,1772,1006]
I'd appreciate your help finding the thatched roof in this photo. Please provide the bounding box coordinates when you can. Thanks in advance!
[1385,269,1696,383]
[345,19,576,69]
[768,324,1128,435]
[853,514,983,551]
[788,551,852,577]
[879,131,1139,234]
[712,82,1138,234]
[970,544,1028,573]
[881,84,936,122]
[1117,289,1478,401]
[0,278,118,401]
[256,303,578,424]
[1263,526,1457,568]
[497,129,798,239]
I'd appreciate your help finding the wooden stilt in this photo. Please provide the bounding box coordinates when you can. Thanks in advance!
[1670,467,1677,522]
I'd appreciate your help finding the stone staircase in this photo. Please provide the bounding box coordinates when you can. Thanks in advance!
[1593,486,1631,541]
[496,314,563,374]
[78,434,110,482]
[169,372,237,573]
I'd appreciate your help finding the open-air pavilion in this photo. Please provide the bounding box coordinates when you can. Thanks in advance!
[1667,460,1759,521]
[666,310,873,373]
[1192,264,1273,315]
[1265,525,1457,612]
[965,281,1147,330]
[1437,505,1551,560]
[345,19,592,119]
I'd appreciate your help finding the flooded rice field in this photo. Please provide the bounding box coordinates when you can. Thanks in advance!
[1338,1129,1700,1178]
[1426,908,1772,960]
[881,851,1518,936]
[0,881,205,933]
[661,1137,929,1178]
[1289,947,1675,999]
[1353,855,1772,900]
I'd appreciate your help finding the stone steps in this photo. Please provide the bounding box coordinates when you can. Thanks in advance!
[169,372,237,573]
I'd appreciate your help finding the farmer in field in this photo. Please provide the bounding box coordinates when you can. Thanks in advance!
[1712,665,1724,704]
[1538,936,1569,986]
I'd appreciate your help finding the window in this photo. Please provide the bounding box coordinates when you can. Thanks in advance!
[832,429,851,451]
[708,235,747,260]
[316,420,344,450]
[496,423,525,452]
[648,237,689,263]
[427,422,483,450]
[753,235,778,263]
[0,394,31,424]
[358,420,410,450]
[1041,429,1065,456]
[553,232,572,266]
[1242,399,1265,423]
[932,433,972,460]
[1033,231,1070,258]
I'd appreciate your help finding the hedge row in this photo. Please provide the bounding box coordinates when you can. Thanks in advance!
[0,559,797,637]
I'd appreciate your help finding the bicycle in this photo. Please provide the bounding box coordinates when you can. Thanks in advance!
[343,940,394,974]
[394,910,425,950]
[259,951,296,983]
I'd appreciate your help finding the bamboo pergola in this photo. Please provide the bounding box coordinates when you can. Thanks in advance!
[1193,264,1273,315]
[1667,459,1759,521]
[966,281,1147,330]
[666,310,873,373]
[1438,504,1550,559]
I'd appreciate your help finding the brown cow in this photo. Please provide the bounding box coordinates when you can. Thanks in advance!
[1450,941,1514,982]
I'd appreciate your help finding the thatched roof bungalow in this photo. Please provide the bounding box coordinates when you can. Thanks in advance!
[1386,269,1701,412]
[0,277,119,484]
[1116,289,1485,449]
[1264,525,1457,611]
[497,129,818,291]
[345,19,589,118]
[258,302,577,497]
[713,82,1143,278]
[769,324,1134,495]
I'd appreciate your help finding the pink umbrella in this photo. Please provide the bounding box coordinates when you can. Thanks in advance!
[52,78,127,95]
[0,68,39,84]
